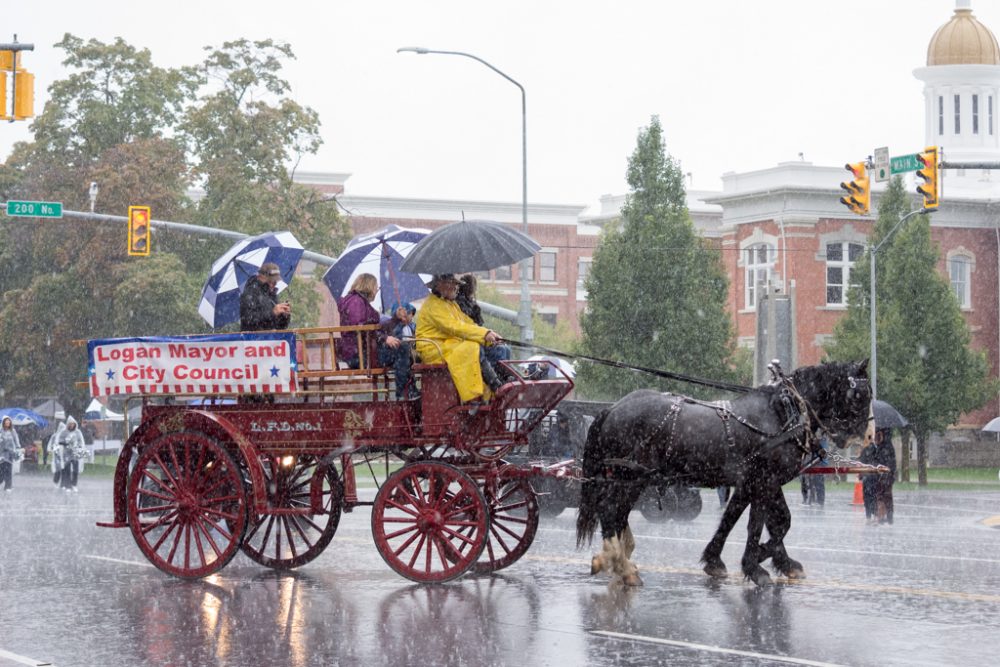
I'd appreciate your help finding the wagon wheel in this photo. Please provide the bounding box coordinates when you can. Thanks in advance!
[127,430,248,578]
[473,478,539,574]
[241,455,343,569]
[371,462,489,582]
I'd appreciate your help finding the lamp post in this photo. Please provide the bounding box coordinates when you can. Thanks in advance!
[397,47,533,346]
[869,208,928,398]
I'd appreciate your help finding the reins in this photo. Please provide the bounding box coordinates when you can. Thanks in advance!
[503,339,753,394]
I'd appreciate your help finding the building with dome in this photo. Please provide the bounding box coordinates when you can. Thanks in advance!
[302,1,1000,450]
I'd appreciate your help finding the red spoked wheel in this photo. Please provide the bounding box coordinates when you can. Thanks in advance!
[474,478,539,574]
[127,431,248,578]
[372,462,489,582]
[241,455,342,569]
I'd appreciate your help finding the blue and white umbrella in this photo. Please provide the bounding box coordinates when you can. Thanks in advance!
[199,231,304,328]
[323,224,432,313]
[0,407,49,428]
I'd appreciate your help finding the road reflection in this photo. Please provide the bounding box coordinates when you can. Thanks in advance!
[117,570,360,667]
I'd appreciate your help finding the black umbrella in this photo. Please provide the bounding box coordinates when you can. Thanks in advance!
[873,399,908,429]
[399,220,541,275]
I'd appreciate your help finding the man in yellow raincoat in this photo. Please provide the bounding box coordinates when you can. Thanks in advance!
[415,274,505,403]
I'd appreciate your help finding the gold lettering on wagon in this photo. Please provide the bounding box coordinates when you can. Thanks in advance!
[342,410,368,439]
[159,411,186,434]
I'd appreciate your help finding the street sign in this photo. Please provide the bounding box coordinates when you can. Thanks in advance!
[873,147,890,182]
[890,153,921,174]
[5,200,63,218]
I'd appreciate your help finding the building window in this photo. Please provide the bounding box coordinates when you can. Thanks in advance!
[577,258,591,291]
[494,264,512,281]
[955,94,961,134]
[539,312,557,327]
[973,94,980,134]
[744,243,775,310]
[826,241,864,306]
[473,270,490,280]
[949,255,972,308]
[539,252,556,282]
[939,96,944,135]
[990,96,994,135]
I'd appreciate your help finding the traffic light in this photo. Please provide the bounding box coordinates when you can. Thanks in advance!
[13,70,33,120]
[916,146,939,210]
[839,162,870,215]
[127,206,151,256]
[0,49,34,120]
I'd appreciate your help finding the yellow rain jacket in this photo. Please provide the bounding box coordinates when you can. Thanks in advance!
[415,294,490,403]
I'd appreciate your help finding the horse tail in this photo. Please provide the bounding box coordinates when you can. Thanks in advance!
[576,407,609,547]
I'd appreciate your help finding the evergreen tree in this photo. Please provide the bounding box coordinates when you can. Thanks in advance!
[577,116,739,400]
[826,176,995,484]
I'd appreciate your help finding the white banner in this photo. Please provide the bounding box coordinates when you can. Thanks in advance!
[88,333,297,397]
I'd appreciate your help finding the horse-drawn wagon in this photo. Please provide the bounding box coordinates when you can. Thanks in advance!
[89,324,573,583]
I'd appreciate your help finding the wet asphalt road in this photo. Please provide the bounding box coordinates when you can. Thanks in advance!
[1,473,999,667]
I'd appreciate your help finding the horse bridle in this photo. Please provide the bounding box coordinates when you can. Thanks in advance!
[785,374,873,449]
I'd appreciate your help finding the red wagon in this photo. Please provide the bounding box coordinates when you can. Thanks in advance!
[90,325,573,583]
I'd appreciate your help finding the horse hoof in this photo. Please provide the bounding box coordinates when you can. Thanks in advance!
[590,555,604,575]
[703,564,728,579]
[622,573,644,587]
[749,570,772,587]
[784,568,806,580]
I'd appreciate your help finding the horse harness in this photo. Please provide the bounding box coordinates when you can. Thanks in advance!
[599,375,820,483]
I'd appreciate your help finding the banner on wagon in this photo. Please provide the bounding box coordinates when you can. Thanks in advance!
[87,333,298,397]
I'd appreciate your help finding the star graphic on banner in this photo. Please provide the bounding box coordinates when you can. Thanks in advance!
[270,366,280,378]
[105,369,116,381]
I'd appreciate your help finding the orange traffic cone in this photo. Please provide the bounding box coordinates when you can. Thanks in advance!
[852,478,864,506]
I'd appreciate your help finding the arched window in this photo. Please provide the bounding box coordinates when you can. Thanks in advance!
[949,254,973,309]
[826,241,864,306]
[744,243,775,310]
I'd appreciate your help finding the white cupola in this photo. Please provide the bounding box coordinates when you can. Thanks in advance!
[913,0,1000,166]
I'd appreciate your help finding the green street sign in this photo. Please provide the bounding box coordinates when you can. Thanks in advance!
[890,154,921,174]
[5,200,64,218]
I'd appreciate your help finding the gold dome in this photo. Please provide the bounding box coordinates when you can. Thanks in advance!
[927,5,1000,65]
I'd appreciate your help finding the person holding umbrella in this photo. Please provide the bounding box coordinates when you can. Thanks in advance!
[416,274,507,403]
[0,416,22,493]
[240,262,291,332]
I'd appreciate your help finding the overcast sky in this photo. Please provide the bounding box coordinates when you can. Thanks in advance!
[2,1,994,213]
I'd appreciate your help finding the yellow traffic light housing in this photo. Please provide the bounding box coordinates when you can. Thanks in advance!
[0,71,7,121]
[916,146,939,210]
[13,70,33,120]
[839,162,870,215]
[127,206,151,256]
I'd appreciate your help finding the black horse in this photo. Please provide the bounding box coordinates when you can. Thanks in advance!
[576,360,873,586]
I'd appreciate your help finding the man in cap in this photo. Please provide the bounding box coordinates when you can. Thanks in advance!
[415,274,506,403]
[240,262,291,331]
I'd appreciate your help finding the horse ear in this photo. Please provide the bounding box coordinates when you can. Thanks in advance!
[857,358,869,375]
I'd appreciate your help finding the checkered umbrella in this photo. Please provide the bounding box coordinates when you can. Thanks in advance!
[198,231,304,327]
[322,224,432,312]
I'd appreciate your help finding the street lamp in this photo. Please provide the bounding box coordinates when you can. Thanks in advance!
[397,46,533,346]
[869,208,928,398]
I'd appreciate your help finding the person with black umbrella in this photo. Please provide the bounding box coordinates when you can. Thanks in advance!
[415,274,507,403]
[860,427,896,525]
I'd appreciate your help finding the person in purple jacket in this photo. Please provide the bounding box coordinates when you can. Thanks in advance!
[337,273,400,369]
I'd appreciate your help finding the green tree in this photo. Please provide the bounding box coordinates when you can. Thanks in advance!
[181,39,350,256]
[577,116,738,400]
[826,176,995,484]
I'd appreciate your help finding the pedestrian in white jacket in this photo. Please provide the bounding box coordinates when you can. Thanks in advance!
[55,416,87,492]
[1,416,21,492]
